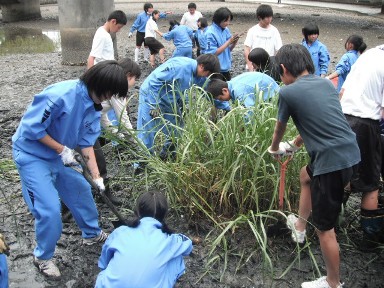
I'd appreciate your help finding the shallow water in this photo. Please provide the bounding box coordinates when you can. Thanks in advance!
[0,27,60,55]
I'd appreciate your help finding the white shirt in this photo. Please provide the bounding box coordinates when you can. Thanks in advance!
[145,17,158,38]
[101,96,133,131]
[244,24,282,56]
[89,26,114,64]
[180,11,203,31]
[341,47,384,120]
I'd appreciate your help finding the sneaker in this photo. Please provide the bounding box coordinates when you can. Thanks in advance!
[286,214,306,244]
[301,276,344,288]
[33,256,61,278]
[82,230,108,246]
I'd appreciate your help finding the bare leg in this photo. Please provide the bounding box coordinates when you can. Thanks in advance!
[296,166,312,231]
[159,48,165,63]
[362,189,378,210]
[317,229,341,288]
[150,54,155,67]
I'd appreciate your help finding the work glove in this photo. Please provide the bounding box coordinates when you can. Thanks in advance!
[59,146,79,166]
[111,127,125,140]
[280,140,300,155]
[0,233,10,256]
[94,178,105,193]
[267,143,287,159]
[128,32,133,38]
[149,108,161,118]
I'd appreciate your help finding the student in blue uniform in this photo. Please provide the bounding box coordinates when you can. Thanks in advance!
[196,17,208,56]
[206,71,280,113]
[95,191,193,288]
[0,233,9,288]
[12,61,128,278]
[157,20,194,58]
[128,3,170,63]
[301,23,330,78]
[326,34,366,93]
[205,7,240,81]
[137,54,220,157]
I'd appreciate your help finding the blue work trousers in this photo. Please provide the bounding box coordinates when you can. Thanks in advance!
[12,149,101,259]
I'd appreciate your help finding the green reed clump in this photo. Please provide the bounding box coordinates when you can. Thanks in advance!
[145,85,307,220]
[106,84,313,281]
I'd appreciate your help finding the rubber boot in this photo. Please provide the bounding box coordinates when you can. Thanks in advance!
[360,207,384,250]
[134,47,140,63]
[103,179,122,206]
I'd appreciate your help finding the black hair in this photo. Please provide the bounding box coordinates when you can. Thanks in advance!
[212,7,233,26]
[256,4,273,20]
[248,47,281,82]
[248,47,270,70]
[198,17,208,29]
[80,60,128,100]
[345,34,367,54]
[118,58,141,80]
[152,10,160,20]
[196,54,221,75]
[144,2,153,12]
[107,10,127,25]
[302,23,320,41]
[128,191,174,235]
[188,2,197,9]
[275,44,315,77]
[206,78,228,99]
[169,19,180,31]
[248,48,280,82]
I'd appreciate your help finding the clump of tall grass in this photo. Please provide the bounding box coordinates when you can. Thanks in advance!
[110,83,310,280]
[143,85,307,220]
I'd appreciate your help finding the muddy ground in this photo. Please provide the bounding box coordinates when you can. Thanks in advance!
[1,1,384,287]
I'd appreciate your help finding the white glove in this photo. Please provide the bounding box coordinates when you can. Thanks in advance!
[94,178,105,192]
[111,127,125,140]
[267,143,287,158]
[128,32,133,38]
[59,146,77,166]
[280,140,300,154]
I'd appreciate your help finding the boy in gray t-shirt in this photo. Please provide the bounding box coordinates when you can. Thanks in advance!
[268,44,360,288]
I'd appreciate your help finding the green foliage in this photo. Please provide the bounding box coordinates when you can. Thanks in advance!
[145,86,307,220]
[111,84,311,280]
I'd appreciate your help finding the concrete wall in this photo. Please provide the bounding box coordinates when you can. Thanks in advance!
[0,0,41,22]
[58,0,114,65]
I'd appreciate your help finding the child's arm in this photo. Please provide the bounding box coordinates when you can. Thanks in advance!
[318,45,330,77]
[269,120,287,156]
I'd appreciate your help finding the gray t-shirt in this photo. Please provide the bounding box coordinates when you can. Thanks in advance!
[278,74,360,176]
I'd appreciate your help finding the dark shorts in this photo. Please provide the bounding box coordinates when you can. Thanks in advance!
[144,37,164,55]
[307,165,354,231]
[345,115,381,193]
[136,31,146,47]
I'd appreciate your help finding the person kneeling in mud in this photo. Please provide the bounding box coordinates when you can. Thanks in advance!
[12,61,128,278]
[95,191,192,288]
